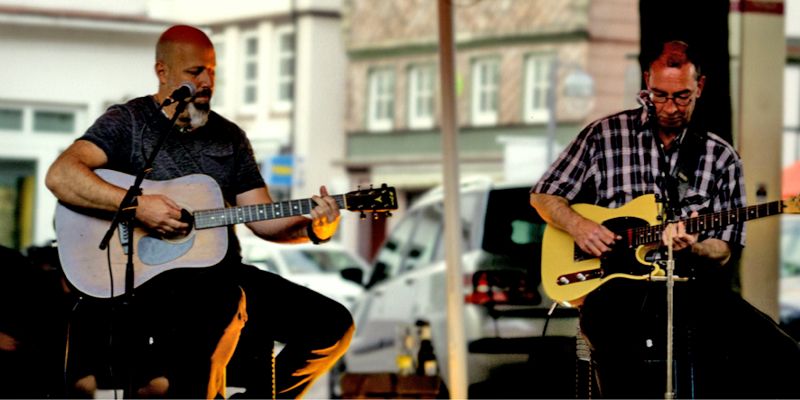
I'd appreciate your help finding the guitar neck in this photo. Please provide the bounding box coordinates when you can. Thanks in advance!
[632,200,785,246]
[193,195,346,229]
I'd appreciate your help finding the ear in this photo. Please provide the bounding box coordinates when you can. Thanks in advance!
[643,71,651,90]
[155,61,168,85]
[695,75,706,98]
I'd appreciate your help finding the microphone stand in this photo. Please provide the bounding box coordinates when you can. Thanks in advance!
[664,230,676,399]
[97,96,191,397]
[651,206,687,399]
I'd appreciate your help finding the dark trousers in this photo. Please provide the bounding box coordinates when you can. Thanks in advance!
[67,259,354,399]
[580,279,800,399]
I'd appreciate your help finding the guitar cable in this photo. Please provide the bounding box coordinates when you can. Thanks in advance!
[105,245,119,399]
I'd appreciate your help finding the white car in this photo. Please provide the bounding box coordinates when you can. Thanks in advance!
[342,179,580,398]
[239,238,369,311]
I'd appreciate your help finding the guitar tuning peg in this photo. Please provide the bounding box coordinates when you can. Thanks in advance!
[381,183,388,189]
[372,213,379,221]
[360,211,366,220]
[386,211,393,218]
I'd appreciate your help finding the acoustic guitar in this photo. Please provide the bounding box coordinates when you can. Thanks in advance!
[56,169,397,298]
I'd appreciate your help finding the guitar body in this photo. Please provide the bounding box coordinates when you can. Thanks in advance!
[541,194,663,306]
[56,169,228,298]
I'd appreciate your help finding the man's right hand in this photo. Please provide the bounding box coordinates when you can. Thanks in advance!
[567,218,618,258]
[135,194,190,236]
[0,332,19,352]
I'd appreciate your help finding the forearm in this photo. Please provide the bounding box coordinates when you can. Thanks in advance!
[530,193,584,233]
[248,216,312,244]
[691,238,732,266]
[45,149,124,211]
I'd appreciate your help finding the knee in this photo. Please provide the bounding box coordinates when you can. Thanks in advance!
[136,376,169,398]
[73,375,97,398]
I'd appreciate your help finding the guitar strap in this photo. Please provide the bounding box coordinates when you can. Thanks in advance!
[657,129,707,219]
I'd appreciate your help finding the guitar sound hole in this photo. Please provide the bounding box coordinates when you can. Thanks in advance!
[161,229,194,244]
[160,206,195,244]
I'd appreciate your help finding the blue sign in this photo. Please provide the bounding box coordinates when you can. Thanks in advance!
[265,155,293,187]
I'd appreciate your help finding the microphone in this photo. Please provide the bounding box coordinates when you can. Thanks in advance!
[163,82,196,106]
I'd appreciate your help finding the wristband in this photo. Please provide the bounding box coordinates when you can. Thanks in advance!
[306,221,330,245]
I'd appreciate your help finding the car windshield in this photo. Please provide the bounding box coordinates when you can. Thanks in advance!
[282,249,363,275]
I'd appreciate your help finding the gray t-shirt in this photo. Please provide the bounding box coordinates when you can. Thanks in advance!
[79,96,265,206]
[79,96,266,260]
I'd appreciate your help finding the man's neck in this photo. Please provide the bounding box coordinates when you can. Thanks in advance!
[658,128,685,150]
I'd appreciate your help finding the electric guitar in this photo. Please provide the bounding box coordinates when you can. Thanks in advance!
[541,193,800,306]
[55,169,398,298]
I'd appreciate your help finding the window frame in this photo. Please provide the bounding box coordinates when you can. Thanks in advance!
[407,63,436,129]
[367,67,396,132]
[240,29,260,111]
[523,53,554,124]
[470,57,500,126]
[273,25,296,112]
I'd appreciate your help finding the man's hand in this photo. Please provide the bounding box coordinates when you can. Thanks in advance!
[0,332,19,352]
[308,185,341,241]
[568,218,619,257]
[135,194,190,237]
[662,211,700,252]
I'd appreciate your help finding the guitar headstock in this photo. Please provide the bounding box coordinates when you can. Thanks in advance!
[785,195,800,215]
[344,184,398,218]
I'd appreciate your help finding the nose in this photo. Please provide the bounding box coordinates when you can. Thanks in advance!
[663,98,679,113]
[196,69,213,89]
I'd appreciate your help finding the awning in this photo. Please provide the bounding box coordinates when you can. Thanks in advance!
[784,161,800,199]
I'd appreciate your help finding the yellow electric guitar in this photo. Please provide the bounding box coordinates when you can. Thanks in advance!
[541,194,800,306]
[56,169,397,298]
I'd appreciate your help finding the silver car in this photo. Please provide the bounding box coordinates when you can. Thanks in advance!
[341,180,580,398]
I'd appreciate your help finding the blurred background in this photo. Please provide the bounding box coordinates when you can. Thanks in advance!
[1,0,799,395]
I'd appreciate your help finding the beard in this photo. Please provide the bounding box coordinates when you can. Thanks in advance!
[180,101,209,131]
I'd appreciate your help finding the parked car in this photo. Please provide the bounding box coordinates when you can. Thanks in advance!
[239,238,370,311]
[779,214,800,339]
[340,179,581,398]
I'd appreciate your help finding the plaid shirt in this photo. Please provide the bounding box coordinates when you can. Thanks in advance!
[532,92,746,247]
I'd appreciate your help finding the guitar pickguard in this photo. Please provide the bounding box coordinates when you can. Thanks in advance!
[138,234,196,265]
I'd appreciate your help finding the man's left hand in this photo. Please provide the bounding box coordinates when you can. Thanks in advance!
[662,211,700,252]
[309,185,341,241]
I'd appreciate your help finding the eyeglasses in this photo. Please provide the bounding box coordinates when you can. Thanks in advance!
[650,92,694,106]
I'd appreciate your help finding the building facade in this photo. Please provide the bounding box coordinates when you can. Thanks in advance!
[341,0,640,259]
[0,2,169,248]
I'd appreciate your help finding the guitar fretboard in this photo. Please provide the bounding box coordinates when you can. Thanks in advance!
[628,200,785,247]
[193,195,346,229]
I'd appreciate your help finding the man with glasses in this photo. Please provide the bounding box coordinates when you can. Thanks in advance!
[530,41,800,398]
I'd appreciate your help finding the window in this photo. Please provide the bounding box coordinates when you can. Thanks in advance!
[212,39,226,107]
[370,214,416,285]
[523,54,553,124]
[33,110,75,133]
[402,205,443,272]
[0,108,23,131]
[471,57,500,126]
[408,64,435,129]
[367,67,395,132]
[242,31,259,106]
[274,27,295,111]
[0,104,82,135]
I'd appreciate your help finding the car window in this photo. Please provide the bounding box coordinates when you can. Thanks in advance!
[432,192,480,261]
[481,187,547,264]
[281,249,364,274]
[401,204,443,272]
[262,257,280,274]
[368,214,418,286]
